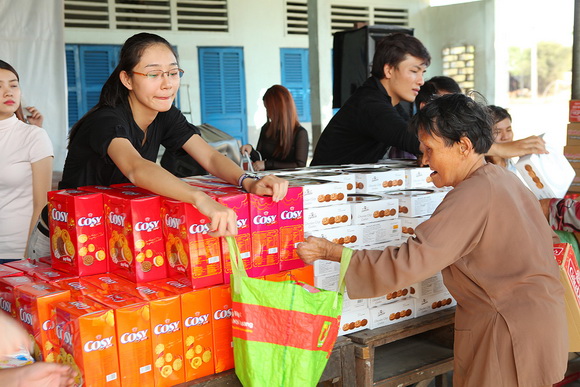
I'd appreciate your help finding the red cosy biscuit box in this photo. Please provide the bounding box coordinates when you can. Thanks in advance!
[202,188,252,284]
[0,264,23,277]
[248,193,280,277]
[5,259,52,275]
[161,198,223,289]
[14,282,71,361]
[277,186,305,271]
[48,189,108,276]
[149,278,216,381]
[0,275,35,318]
[103,190,167,283]
[554,243,580,351]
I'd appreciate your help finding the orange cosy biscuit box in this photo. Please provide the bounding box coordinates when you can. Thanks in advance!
[14,282,71,361]
[209,284,234,373]
[122,283,185,387]
[150,278,215,381]
[161,198,223,289]
[48,189,108,276]
[278,186,305,271]
[87,290,154,386]
[201,188,252,284]
[55,298,120,387]
[103,190,167,282]
[248,194,280,277]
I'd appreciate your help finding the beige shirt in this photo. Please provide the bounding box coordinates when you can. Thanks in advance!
[346,163,567,386]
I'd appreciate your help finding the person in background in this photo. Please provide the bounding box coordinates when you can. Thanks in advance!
[298,94,567,386]
[485,105,519,174]
[414,75,462,110]
[311,32,429,166]
[57,33,287,236]
[240,85,309,170]
[0,60,53,262]
[388,75,463,159]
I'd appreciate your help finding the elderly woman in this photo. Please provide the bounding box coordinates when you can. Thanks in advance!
[297,94,567,387]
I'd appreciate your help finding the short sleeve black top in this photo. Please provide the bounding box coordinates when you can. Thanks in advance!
[310,76,420,166]
[59,103,199,189]
[248,124,309,170]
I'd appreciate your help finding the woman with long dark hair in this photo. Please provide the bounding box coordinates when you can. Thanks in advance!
[240,85,309,170]
[58,32,287,237]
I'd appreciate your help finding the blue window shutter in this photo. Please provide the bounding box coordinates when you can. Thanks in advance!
[199,47,247,144]
[280,48,311,122]
[66,45,120,129]
[65,45,81,127]
[80,46,116,113]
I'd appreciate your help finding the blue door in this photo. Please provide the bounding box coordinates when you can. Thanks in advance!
[280,48,311,123]
[198,47,247,144]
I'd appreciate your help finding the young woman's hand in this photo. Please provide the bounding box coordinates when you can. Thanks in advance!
[487,135,547,158]
[193,193,238,237]
[24,106,44,127]
[243,175,289,202]
[252,160,266,171]
[240,144,253,155]
[5,362,77,387]
[0,311,33,355]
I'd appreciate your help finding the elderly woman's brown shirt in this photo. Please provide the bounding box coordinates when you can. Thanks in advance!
[346,163,567,386]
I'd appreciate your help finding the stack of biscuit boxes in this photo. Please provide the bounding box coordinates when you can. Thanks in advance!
[279,165,455,336]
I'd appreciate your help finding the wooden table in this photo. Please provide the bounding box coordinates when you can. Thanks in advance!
[347,307,456,387]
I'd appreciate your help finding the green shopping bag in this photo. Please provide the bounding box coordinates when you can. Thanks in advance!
[226,236,352,387]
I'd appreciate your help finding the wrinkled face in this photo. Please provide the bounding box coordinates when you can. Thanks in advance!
[493,117,513,143]
[384,55,427,105]
[0,68,20,120]
[123,43,180,116]
[419,128,465,188]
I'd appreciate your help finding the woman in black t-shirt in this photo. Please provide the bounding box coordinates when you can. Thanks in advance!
[240,85,309,170]
[59,32,288,237]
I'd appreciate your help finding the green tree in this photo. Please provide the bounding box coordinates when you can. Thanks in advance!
[508,42,571,96]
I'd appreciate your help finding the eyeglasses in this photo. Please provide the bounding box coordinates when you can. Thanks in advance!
[133,68,184,80]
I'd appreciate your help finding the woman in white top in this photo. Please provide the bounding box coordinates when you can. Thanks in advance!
[0,60,53,261]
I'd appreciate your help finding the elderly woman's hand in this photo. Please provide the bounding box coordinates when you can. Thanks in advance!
[243,174,289,202]
[296,236,344,265]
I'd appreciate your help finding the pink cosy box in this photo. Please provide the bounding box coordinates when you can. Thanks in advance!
[205,189,253,284]
[103,190,167,283]
[161,198,223,289]
[277,186,305,271]
[248,194,280,277]
[48,189,108,276]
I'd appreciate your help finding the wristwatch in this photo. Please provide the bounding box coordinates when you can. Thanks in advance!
[238,173,260,191]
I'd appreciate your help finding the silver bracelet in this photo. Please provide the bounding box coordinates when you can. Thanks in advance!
[238,173,260,191]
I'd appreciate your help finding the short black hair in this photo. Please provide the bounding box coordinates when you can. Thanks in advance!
[415,76,462,109]
[410,93,494,154]
[371,33,431,79]
[487,105,512,124]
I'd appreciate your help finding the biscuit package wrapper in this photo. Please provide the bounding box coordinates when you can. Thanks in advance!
[515,146,575,199]
[228,236,349,387]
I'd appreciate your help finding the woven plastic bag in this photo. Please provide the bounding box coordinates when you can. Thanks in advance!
[226,236,351,387]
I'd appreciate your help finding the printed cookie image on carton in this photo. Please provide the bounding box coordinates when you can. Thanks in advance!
[48,190,108,276]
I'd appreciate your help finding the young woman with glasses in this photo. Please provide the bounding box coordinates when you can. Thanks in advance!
[57,32,288,239]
